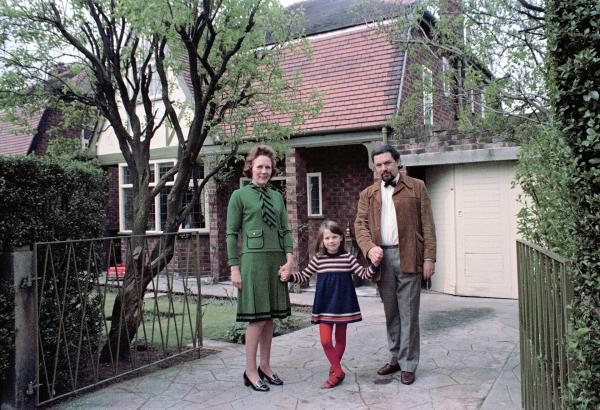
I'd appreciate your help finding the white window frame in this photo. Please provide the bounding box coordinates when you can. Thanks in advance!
[422,67,434,126]
[442,57,450,97]
[480,91,486,118]
[469,89,475,114]
[118,159,209,234]
[306,172,323,217]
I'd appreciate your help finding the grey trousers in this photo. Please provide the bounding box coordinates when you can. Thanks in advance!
[377,247,421,372]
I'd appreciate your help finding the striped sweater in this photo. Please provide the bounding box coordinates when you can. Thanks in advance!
[290,252,377,284]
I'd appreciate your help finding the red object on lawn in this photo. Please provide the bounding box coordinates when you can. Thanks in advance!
[107,264,125,279]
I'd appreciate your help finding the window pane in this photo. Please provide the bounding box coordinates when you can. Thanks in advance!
[122,188,133,230]
[193,162,204,180]
[182,187,205,229]
[148,164,156,184]
[146,189,156,231]
[159,186,171,231]
[122,166,131,185]
[309,176,321,215]
[270,179,286,205]
[159,162,175,182]
[423,68,433,125]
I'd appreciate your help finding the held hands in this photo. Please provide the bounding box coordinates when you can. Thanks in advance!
[278,262,291,282]
[278,253,294,283]
[230,265,242,289]
[367,246,384,265]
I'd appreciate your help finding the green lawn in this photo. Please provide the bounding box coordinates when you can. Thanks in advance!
[101,291,309,348]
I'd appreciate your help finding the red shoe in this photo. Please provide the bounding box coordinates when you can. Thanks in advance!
[322,372,345,389]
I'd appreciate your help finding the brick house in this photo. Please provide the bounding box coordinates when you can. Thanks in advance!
[95,0,521,298]
[0,67,90,157]
[0,107,84,156]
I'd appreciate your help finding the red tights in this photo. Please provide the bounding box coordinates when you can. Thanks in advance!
[319,323,347,377]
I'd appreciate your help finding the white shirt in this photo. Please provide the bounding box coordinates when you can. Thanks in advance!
[380,175,399,246]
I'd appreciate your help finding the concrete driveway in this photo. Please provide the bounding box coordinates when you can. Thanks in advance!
[55,286,521,409]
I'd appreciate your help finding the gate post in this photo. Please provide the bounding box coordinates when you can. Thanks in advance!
[0,247,36,410]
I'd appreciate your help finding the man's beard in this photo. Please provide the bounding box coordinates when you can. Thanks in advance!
[381,172,395,182]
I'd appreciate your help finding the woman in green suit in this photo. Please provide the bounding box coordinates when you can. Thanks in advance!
[226,145,294,392]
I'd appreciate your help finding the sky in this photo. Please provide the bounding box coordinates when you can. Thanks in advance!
[279,0,303,6]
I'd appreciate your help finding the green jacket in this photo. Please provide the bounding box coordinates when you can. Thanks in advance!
[226,184,293,267]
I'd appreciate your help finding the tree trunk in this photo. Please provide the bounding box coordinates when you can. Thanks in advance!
[100,234,177,362]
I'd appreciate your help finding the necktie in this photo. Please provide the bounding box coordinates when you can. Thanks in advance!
[252,185,278,228]
[384,179,397,188]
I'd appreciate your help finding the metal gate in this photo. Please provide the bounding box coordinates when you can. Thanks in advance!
[517,239,573,409]
[32,233,205,406]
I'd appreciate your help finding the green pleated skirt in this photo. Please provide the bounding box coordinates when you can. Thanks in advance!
[237,251,291,322]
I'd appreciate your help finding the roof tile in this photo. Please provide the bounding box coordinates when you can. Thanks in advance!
[0,109,44,155]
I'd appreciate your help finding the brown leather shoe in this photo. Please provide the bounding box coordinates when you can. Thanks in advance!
[377,363,401,375]
[400,371,415,385]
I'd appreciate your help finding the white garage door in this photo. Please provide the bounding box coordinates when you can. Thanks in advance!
[426,162,520,299]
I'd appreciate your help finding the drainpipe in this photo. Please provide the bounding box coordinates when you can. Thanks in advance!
[382,127,388,144]
[395,27,412,114]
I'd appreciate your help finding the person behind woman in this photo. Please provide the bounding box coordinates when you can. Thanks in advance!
[281,220,378,389]
[226,145,294,392]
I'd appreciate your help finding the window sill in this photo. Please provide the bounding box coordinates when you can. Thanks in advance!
[117,229,210,236]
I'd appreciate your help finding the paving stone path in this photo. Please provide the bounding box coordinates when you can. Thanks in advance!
[55,285,521,410]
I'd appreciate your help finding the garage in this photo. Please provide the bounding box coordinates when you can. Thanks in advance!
[425,161,521,299]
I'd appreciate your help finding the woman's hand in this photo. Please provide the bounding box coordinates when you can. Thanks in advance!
[279,270,290,282]
[278,253,294,281]
[231,265,242,289]
[278,263,291,280]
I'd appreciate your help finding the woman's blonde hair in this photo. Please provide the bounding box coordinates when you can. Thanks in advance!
[315,220,347,255]
[243,145,276,178]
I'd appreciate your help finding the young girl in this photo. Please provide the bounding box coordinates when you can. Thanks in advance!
[283,220,378,389]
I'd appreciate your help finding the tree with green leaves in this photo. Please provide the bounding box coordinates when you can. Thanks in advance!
[360,0,546,135]
[0,0,319,360]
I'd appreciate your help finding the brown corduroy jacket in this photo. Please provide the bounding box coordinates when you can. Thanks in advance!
[354,174,436,281]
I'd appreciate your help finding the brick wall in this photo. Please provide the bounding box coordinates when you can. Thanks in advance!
[392,126,517,156]
[294,144,373,268]
[33,108,82,155]
[402,34,457,129]
[114,234,211,278]
[212,162,245,281]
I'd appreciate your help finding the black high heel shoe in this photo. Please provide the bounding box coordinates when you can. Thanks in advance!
[258,367,284,386]
[243,371,270,392]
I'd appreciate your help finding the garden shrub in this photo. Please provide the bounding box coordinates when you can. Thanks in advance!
[223,315,310,344]
[0,155,106,398]
[544,0,600,406]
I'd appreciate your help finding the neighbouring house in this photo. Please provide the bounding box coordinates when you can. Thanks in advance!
[94,0,521,299]
[0,107,84,156]
[0,66,92,157]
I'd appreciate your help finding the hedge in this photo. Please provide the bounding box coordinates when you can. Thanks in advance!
[0,155,107,393]
[546,0,600,407]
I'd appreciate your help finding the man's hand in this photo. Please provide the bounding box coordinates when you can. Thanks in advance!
[423,260,435,280]
[231,265,242,289]
[367,246,384,265]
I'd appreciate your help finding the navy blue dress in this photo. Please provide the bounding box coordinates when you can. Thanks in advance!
[291,252,375,324]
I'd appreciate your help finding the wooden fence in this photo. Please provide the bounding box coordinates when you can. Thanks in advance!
[517,239,573,409]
